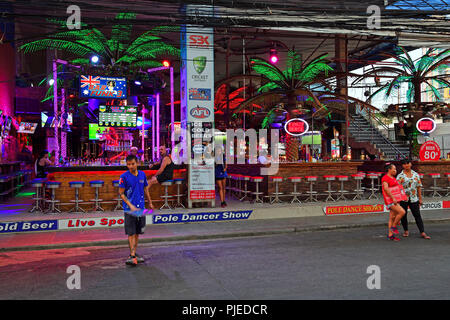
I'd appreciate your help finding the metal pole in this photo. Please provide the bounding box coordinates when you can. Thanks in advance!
[53,60,59,162]
[152,97,155,162]
[156,92,160,159]
[170,66,175,150]
[142,106,145,155]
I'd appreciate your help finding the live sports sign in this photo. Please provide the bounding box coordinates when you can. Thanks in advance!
[419,140,441,161]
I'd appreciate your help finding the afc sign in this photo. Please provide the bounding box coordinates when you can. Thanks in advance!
[189,35,210,47]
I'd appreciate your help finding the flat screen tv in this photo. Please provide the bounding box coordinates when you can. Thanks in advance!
[98,105,137,127]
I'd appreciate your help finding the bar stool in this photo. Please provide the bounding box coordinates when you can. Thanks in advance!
[231,173,240,199]
[0,175,12,200]
[239,176,251,202]
[68,181,86,213]
[270,176,284,204]
[160,180,173,209]
[288,176,302,204]
[112,180,124,211]
[29,178,45,213]
[367,173,379,200]
[323,175,336,202]
[374,172,383,191]
[173,178,186,208]
[251,176,264,204]
[352,174,365,200]
[89,180,105,212]
[45,181,61,214]
[226,174,233,198]
[445,173,450,197]
[429,173,443,198]
[418,173,426,198]
[305,176,318,202]
[236,174,244,200]
[335,175,349,201]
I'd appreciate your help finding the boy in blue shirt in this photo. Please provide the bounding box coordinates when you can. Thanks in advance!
[119,154,154,266]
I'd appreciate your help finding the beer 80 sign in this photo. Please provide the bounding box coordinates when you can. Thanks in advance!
[419,141,441,161]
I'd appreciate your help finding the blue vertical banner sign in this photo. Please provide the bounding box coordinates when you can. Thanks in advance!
[181,5,216,208]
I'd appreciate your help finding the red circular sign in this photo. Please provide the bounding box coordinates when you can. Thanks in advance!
[419,141,441,161]
[416,117,436,134]
[284,118,309,136]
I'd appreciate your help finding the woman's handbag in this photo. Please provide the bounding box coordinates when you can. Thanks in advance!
[383,184,408,205]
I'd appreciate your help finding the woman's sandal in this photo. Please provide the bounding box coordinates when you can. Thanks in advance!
[402,231,409,237]
[421,233,431,240]
[388,234,400,241]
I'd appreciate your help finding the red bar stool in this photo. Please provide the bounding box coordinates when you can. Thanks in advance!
[288,176,302,204]
[352,174,365,200]
[226,174,234,198]
[270,176,284,204]
[251,176,264,204]
[323,175,336,202]
[235,174,244,199]
[418,173,426,198]
[374,172,383,190]
[367,173,379,200]
[305,176,318,202]
[445,173,450,197]
[240,175,251,201]
[336,175,349,201]
[429,173,443,198]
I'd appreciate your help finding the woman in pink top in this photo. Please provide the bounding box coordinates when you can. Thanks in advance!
[382,163,406,241]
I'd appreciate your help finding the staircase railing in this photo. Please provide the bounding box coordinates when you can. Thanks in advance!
[355,104,396,141]
[350,111,406,160]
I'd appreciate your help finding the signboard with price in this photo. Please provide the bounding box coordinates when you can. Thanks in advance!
[419,141,441,161]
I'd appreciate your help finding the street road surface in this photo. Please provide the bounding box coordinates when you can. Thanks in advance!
[1,223,450,299]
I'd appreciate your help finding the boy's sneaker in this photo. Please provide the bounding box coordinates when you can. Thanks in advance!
[135,253,145,263]
[125,255,138,266]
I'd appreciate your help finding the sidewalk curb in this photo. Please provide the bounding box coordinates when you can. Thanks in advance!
[2,217,450,253]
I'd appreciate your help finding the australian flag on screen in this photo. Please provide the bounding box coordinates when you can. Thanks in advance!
[80,75,127,99]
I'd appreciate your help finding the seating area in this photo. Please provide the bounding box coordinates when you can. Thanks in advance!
[14,169,450,214]
[22,177,188,213]
[0,169,33,201]
[224,172,450,204]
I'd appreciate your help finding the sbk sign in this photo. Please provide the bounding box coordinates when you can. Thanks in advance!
[190,106,211,119]
[189,35,210,47]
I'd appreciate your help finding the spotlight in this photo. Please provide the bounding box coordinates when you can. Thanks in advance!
[269,49,278,64]
[162,60,170,67]
[48,79,55,86]
[91,55,99,63]
[134,80,142,86]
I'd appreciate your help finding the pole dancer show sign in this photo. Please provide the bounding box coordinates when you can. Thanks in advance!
[80,75,127,99]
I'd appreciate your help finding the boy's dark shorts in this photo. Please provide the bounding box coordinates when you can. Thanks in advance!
[124,212,146,236]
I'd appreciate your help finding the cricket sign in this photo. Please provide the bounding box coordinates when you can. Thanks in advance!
[181,5,216,208]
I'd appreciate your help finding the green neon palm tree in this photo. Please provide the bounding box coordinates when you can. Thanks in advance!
[20,13,180,71]
[21,13,180,102]
[352,46,449,107]
[244,50,334,161]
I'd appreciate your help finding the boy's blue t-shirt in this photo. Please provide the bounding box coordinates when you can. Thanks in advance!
[118,170,148,212]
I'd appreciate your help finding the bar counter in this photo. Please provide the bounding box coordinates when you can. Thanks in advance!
[227,160,450,197]
[46,165,187,210]
[227,161,364,196]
